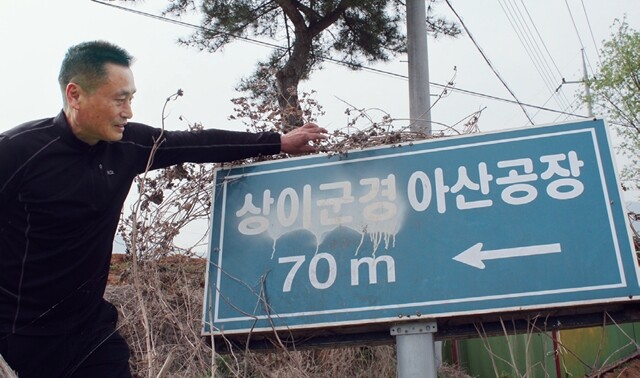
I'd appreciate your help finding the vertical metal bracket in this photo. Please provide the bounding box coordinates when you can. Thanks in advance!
[392,321,439,378]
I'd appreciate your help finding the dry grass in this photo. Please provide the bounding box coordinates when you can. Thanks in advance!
[104,255,474,378]
[105,255,210,377]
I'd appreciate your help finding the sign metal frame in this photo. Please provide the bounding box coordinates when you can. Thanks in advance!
[202,119,640,338]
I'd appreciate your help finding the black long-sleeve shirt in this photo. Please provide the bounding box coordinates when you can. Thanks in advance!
[0,111,280,335]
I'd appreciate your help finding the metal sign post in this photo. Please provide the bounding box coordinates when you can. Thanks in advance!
[405,0,436,372]
[406,0,432,134]
[392,322,438,377]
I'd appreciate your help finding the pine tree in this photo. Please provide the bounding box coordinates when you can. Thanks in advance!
[153,0,460,130]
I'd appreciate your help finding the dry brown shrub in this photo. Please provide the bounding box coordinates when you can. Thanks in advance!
[106,256,397,377]
[105,255,475,378]
[105,255,210,377]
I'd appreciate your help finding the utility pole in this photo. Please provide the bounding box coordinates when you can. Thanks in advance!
[558,49,595,119]
[392,2,438,378]
[406,0,432,134]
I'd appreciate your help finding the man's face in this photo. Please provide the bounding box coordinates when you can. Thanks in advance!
[67,63,136,145]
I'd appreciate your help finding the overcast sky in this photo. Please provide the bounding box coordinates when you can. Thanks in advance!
[2,0,639,134]
[2,0,639,251]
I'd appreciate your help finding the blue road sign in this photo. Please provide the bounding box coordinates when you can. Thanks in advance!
[202,119,640,336]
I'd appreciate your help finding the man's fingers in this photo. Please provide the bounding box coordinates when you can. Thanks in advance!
[300,122,328,133]
[280,123,329,154]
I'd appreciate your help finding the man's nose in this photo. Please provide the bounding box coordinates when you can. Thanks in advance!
[122,102,133,119]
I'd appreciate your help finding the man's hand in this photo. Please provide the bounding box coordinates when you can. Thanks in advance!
[280,123,328,155]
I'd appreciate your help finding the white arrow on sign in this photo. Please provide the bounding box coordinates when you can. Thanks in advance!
[453,242,562,269]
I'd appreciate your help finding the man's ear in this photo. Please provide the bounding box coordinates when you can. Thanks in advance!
[66,83,82,110]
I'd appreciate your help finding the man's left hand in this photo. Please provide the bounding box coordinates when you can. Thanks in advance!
[280,123,328,155]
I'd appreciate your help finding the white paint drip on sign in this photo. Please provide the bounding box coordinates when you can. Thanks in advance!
[251,189,408,259]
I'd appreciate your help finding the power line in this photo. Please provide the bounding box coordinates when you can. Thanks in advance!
[531,89,562,120]
[445,0,535,125]
[90,0,590,121]
[498,0,572,112]
[516,0,574,109]
[520,1,564,80]
[564,0,596,76]
[90,0,285,51]
[580,0,602,65]
[552,94,584,124]
[565,0,603,91]
[502,0,557,88]
[360,64,589,118]
[564,0,586,50]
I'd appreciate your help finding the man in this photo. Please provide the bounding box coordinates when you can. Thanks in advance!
[0,40,326,377]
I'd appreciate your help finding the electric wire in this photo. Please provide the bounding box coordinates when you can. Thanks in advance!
[501,0,557,92]
[580,0,602,65]
[90,0,590,121]
[518,0,576,111]
[515,0,574,109]
[530,90,560,120]
[519,0,573,109]
[519,1,564,80]
[565,0,586,50]
[445,0,535,125]
[564,0,596,76]
[552,95,584,124]
[498,0,573,112]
